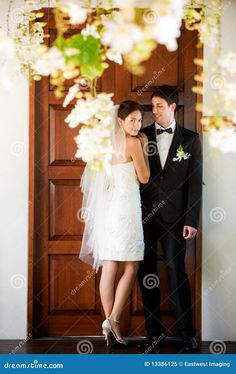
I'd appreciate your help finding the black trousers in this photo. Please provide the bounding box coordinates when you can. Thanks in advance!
[138,213,195,338]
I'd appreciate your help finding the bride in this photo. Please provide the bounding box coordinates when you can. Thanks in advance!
[79,101,150,346]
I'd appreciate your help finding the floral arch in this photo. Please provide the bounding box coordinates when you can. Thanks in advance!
[1,0,235,172]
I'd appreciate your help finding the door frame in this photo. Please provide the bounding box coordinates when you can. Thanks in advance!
[27,28,203,340]
[28,80,35,338]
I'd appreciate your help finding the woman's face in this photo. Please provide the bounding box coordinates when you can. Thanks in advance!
[118,110,142,136]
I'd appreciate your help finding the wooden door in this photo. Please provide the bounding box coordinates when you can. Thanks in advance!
[30,9,201,337]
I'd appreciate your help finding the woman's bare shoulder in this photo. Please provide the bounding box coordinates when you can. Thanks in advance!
[126,136,140,147]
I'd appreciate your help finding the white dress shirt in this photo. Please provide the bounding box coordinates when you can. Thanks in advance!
[155,120,176,168]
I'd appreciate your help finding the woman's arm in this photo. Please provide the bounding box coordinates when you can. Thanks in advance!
[126,135,150,184]
[137,132,150,177]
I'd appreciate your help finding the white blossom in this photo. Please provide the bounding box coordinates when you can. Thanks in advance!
[198,21,220,48]
[65,97,100,128]
[33,46,65,76]
[65,93,115,173]
[101,14,143,54]
[147,0,188,51]
[106,49,123,64]
[219,53,236,76]
[81,24,100,39]
[59,0,88,25]
[13,20,46,72]
[148,15,181,51]
[74,124,114,173]
[208,126,236,153]
[65,93,114,128]
[63,83,80,107]
[65,93,116,172]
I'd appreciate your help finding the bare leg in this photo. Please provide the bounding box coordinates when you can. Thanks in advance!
[109,261,139,339]
[99,260,119,318]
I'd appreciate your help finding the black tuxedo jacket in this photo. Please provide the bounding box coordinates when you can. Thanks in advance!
[140,122,202,230]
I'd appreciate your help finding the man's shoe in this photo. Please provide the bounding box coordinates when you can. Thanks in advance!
[137,333,166,350]
[182,337,198,352]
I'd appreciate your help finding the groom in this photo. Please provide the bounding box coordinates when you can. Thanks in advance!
[138,85,202,352]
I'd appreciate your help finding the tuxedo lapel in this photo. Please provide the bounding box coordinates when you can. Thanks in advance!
[163,123,183,172]
[146,123,162,173]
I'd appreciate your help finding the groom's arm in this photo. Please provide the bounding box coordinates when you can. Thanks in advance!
[184,134,203,230]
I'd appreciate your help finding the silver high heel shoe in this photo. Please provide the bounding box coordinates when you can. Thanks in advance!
[102,319,112,346]
[108,317,128,346]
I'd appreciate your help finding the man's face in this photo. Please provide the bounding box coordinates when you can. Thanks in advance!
[152,96,176,128]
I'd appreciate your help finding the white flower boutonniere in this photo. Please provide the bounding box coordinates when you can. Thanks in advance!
[173,144,191,162]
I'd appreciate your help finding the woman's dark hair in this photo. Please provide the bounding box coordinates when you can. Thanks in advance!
[118,100,143,120]
[151,85,178,108]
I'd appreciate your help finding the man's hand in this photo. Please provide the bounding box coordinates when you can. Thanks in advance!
[137,132,148,146]
[183,225,197,239]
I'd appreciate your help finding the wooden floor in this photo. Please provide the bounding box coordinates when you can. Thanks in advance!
[0,338,235,354]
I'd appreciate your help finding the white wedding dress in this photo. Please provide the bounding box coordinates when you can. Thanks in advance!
[79,161,144,271]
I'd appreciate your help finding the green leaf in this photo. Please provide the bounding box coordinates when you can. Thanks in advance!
[80,36,101,65]
[53,34,105,80]
[53,36,67,52]
[81,61,105,80]
[68,34,84,49]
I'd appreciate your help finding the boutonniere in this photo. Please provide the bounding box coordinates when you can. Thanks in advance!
[173,144,191,162]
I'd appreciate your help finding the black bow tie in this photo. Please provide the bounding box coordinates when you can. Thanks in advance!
[156,128,173,135]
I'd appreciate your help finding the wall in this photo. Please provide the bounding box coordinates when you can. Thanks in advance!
[0,0,29,339]
[202,0,236,341]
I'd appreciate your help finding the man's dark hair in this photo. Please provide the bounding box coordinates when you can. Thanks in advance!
[151,85,178,108]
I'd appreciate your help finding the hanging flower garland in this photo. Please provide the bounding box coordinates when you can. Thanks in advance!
[2,0,236,169]
[32,0,188,171]
[5,0,51,79]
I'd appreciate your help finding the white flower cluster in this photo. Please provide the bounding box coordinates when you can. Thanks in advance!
[58,0,89,25]
[11,0,47,77]
[33,46,65,75]
[58,0,188,56]
[102,12,143,55]
[0,1,50,85]
[14,22,45,73]
[147,0,188,51]
[101,0,188,54]
[65,93,116,173]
